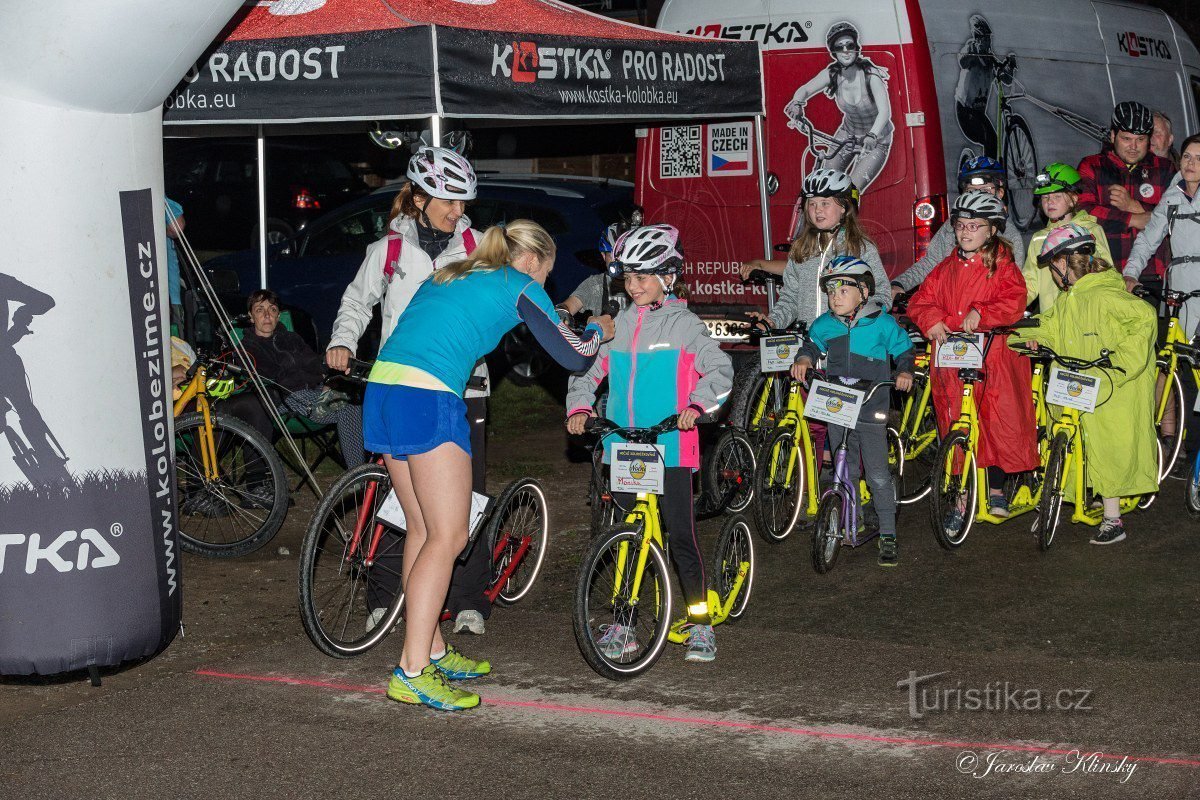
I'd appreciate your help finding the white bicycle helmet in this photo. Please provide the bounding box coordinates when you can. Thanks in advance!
[608,224,684,277]
[406,145,477,200]
[951,192,1007,228]
[802,168,859,208]
[818,255,875,296]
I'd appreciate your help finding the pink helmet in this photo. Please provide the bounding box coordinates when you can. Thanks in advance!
[406,145,477,200]
[608,224,684,277]
[1038,223,1096,265]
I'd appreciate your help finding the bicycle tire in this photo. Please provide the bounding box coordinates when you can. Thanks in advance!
[298,462,406,658]
[573,525,673,680]
[752,425,806,543]
[895,395,939,505]
[929,431,977,550]
[588,447,618,536]
[728,361,788,437]
[705,428,756,514]
[1187,452,1200,518]
[713,514,755,622]
[1036,432,1068,552]
[811,493,843,574]
[1003,114,1039,231]
[1154,365,1185,483]
[485,477,549,606]
[174,411,288,558]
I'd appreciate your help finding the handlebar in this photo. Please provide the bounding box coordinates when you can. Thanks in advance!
[742,269,777,285]
[585,414,683,443]
[1011,342,1125,375]
[801,370,895,403]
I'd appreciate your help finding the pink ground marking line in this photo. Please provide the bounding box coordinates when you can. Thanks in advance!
[192,668,1200,768]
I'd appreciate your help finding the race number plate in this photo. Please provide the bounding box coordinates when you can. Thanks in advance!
[1046,366,1100,413]
[936,333,985,368]
[378,490,494,546]
[610,442,666,495]
[703,318,745,342]
[803,380,865,428]
[760,334,800,373]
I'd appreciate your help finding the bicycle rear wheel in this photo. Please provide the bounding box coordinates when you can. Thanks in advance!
[713,514,755,621]
[812,493,843,574]
[895,396,938,505]
[1036,432,1067,552]
[728,362,788,438]
[705,428,756,514]
[752,425,806,543]
[174,412,288,558]
[1154,366,1185,482]
[298,462,406,658]
[929,431,976,550]
[573,525,672,680]
[485,477,549,606]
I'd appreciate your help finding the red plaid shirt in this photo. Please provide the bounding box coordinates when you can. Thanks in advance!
[1076,149,1175,277]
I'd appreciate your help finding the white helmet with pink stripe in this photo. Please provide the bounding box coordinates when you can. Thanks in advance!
[406,145,477,200]
[608,224,685,278]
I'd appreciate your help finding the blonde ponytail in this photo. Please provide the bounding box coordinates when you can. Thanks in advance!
[433,219,557,284]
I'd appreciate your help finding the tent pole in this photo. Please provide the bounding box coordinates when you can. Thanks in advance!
[753,114,775,312]
[256,124,268,289]
[430,115,442,146]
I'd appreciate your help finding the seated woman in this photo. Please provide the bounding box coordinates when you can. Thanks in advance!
[220,289,366,472]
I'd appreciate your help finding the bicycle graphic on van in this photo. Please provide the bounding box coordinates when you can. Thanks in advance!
[0,273,70,487]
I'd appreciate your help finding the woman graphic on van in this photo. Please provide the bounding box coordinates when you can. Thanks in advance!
[783,21,892,193]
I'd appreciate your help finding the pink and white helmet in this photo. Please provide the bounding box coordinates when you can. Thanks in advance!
[406,145,477,200]
[1037,222,1096,265]
[609,224,684,277]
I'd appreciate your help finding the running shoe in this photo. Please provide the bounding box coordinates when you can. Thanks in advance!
[987,494,1010,518]
[1090,519,1127,545]
[877,534,899,567]
[683,624,717,663]
[596,623,637,658]
[432,644,492,680]
[387,665,480,711]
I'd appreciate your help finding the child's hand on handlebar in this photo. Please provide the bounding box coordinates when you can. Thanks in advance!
[791,357,813,382]
[677,407,700,431]
[1025,340,1040,350]
[746,311,773,329]
[895,372,914,393]
[925,321,951,345]
[961,308,982,334]
[566,412,591,436]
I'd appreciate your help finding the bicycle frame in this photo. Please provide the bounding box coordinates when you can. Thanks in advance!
[1044,407,1139,527]
[768,381,822,518]
[172,363,221,482]
[1155,311,1200,427]
[822,428,874,548]
[896,346,937,462]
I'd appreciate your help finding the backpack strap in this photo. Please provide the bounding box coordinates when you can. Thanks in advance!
[383,233,403,282]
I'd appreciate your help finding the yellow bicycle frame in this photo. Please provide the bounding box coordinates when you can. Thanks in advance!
[896,346,937,462]
[766,381,821,517]
[1044,406,1140,526]
[172,364,220,482]
[610,493,749,644]
[1155,314,1200,427]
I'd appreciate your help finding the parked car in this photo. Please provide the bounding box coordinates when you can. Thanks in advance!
[204,174,635,376]
[165,138,371,250]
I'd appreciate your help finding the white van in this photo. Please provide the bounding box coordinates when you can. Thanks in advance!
[637,0,1200,325]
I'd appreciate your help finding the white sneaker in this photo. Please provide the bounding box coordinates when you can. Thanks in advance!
[453,609,486,635]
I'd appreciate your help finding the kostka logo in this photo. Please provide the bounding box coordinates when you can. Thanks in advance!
[685,20,809,45]
[491,42,613,82]
[1117,30,1172,60]
[0,528,121,575]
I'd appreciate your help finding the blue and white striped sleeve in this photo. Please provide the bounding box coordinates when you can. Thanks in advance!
[516,283,602,373]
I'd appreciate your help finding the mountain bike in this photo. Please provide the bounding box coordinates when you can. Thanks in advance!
[1133,285,1196,484]
[298,457,550,658]
[172,348,288,558]
[573,415,755,680]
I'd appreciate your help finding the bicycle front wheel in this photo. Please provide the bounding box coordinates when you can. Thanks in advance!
[573,525,673,680]
[298,462,406,658]
[929,431,976,550]
[812,493,843,574]
[174,412,288,558]
[1155,365,1185,482]
[705,428,757,514]
[752,425,806,543]
[728,362,788,437]
[713,514,755,621]
[1036,432,1068,552]
[485,477,549,606]
[1004,114,1038,230]
[895,396,939,505]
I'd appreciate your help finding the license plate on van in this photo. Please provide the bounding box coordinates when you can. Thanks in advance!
[703,318,746,342]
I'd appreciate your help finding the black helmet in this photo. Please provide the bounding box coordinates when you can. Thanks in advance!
[1111,101,1154,136]
[825,21,860,52]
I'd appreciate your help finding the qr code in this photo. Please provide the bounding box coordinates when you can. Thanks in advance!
[660,125,701,179]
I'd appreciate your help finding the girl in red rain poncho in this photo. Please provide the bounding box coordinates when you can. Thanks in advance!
[907,192,1038,520]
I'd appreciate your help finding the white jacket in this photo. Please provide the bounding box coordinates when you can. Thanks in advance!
[328,213,490,397]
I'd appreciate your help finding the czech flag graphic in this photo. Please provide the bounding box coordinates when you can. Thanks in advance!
[711,153,750,172]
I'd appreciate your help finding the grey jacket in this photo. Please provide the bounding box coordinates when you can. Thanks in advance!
[892,212,1025,292]
[1126,175,1200,337]
[770,231,889,329]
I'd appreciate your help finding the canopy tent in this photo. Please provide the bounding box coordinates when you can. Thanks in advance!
[162,0,767,287]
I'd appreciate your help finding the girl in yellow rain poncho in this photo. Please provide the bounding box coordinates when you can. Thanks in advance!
[1018,224,1158,545]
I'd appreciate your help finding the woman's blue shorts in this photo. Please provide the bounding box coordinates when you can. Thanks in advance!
[363,383,471,460]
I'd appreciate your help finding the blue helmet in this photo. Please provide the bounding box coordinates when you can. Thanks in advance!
[819,254,874,296]
[598,222,626,254]
[958,156,1006,189]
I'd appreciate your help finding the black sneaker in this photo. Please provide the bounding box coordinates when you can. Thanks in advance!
[877,534,899,567]
[240,482,275,510]
[1090,520,1127,545]
[181,491,230,518]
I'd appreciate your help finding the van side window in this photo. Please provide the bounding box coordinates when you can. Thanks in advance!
[1190,76,1200,130]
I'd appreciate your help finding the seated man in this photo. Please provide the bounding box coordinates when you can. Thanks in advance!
[220,290,366,482]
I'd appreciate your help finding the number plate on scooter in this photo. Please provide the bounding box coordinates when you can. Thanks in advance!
[1046,366,1099,413]
[610,442,666,494]
[760,334,801,373]
[378,490,493,547]
[936,333,985,368]
[804,380,865,427]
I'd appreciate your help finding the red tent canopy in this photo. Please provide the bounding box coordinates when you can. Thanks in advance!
[163,0,762,125]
